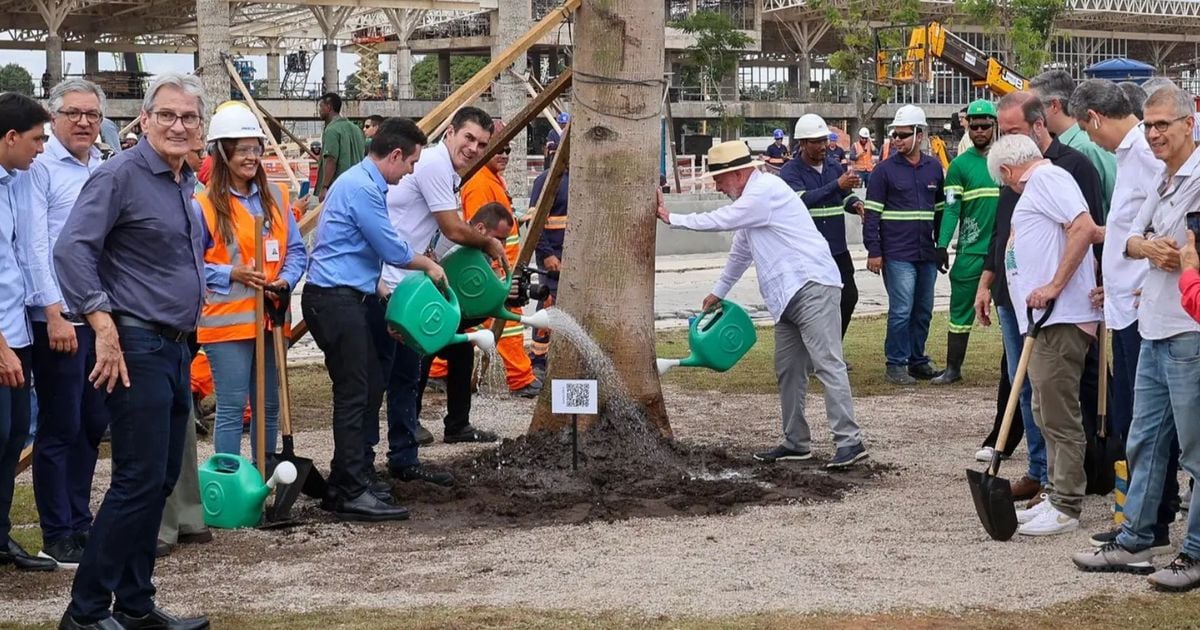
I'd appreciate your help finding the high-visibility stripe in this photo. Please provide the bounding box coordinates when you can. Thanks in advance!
[934,202,945,211]
[863,200,885,213]
[808,206,844,218]
[501,326,526,338]
[944,185,965,195]
[505,235,520,247]
[961,187,1000,201]
[948,322,973,333]
[545,216,568,229]
[199,309,292,329]
[880,210,936,221]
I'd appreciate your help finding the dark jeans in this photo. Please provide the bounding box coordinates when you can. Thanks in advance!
[31,322,110,544]
[365,296,421,471]
[302,288,383,501]
[0,346,32,547]
[1111,322,1142,446]
[68,327,190,622]
[832,250,859,338]
[416,320,482,436]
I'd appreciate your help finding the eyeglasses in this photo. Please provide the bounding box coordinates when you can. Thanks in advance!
[57,109,102,124]
[151,110,202,129]
[232,145,264,157]
[1142,115,1191,135]
[890,130,917,140]
[968,123,994,131]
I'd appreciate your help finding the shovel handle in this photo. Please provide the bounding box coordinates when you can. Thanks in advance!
[994,301,1055,475]
[1025,299,1056,339]
[1097,322,1109,436]
[254,216,267,481]
[273,328,294,437]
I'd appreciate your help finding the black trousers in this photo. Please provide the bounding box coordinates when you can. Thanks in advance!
[833,249,859,338]
[416,318,484,437]
[301,288,381,502]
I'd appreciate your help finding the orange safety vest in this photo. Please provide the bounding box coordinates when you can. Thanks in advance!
[851,140,876,172]
[196,183,292,344]
[460,166,520,263]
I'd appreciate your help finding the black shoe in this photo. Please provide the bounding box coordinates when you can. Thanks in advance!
[0,539,57,571]
[390,464,456,487]
[176,530,213,545]
[1090,527,1173,556]
[113,606,210,630]
[369,477,394,503]
[38,537,84,569]
[58,613,125,630]
[415,424,435,446]
[511,378,543,399]
[826,443,869,469]
[333,491,410,522]
[443,425,498,444]
[908,362,943,380]
[72,531,90,550]
[155,540,174,559]
[752,445,813,463]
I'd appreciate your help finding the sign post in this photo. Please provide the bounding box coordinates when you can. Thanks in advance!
[551,379,598,471]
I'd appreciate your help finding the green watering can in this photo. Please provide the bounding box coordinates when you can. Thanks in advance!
[440,246,553,329]
[385,272,496,355]
[656,300,758,375]
[199,454,296,529]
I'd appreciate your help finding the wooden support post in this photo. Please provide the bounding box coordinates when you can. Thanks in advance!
[258,107,314,156]
[663,80,682,194]
[512,69,564,134]
[222,55,302,194]
[459,69,572,183]
[489,126,570,341]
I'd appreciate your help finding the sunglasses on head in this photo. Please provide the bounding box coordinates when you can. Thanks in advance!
[890,130,916,140]
[968,122,994,131]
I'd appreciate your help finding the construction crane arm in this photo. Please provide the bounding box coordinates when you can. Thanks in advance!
[877,22,1027,97]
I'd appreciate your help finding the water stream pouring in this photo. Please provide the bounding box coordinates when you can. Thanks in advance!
[440,247,554,328]
[199,454,297,529]
[656,299,757,375]
[385,273,495,355]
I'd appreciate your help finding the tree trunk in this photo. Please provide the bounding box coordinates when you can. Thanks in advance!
[529,0,669,436]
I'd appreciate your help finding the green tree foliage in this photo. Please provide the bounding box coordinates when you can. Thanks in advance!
[958,0,1067,76]
[0,64,34,96]
[410,55,488,99]
[672,10,753,140]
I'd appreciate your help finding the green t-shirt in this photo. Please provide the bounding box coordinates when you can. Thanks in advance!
[316,117,366,196]
[938,146,999,256]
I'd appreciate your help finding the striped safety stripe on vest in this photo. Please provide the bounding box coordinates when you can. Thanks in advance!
[792,190,844,218]
[544,215,568,229]
[863,200,939,221]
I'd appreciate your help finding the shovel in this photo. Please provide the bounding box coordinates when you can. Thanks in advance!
[967,302,1054,541]
[1085,322,1120,495]
[263,285,328,519]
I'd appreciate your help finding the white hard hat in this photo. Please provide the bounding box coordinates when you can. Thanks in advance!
[889,104,928,129]
[206,102,266,142]
[858,127,871,138]
[793,113,831,140]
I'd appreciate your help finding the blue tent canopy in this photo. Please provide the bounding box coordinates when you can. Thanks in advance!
[1084,58,1156,83]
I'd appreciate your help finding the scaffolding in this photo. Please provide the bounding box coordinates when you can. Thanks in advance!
[351,25,386,100]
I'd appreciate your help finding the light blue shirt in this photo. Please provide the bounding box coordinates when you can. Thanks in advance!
[307,158,413,293]
[194,182,308,295]
[26,135,102,322]
[0,166,33,349]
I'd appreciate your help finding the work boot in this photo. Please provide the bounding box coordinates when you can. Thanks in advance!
[931,332,969,384]
[885,365,917,385]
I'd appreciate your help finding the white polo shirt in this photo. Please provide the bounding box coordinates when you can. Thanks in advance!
[381,141,460,291]
[1005,162,1101,334]
[1104,125,1159,329]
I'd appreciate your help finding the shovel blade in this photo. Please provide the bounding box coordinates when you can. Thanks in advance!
[966,468,1018,541]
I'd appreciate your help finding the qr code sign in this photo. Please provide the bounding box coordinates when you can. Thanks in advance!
[551,379,598,414]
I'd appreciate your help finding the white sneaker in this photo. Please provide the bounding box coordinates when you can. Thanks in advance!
[1182,486,1193,512]
[1016,494,1053,524]
[1018,503,1079,537]
[975,447,995,462]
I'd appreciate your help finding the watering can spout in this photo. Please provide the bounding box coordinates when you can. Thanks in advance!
[267,461,297,490]
[466,329,496,353]
[520,309,552,329]
[656,358,681,376]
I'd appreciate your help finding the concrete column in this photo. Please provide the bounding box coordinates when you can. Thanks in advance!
[437,53,451,87]
[493,2,532,196]
[323,42,338,94]
[46,33,63,85]
[394,46,414,99]
[196,0,231,115]
[266,52,281,98]
[797,54,812,103]
[84,48,99,77]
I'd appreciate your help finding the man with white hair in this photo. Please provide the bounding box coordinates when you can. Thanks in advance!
[55,73,211,629]
[987,133,1103,537]
[1073,85,1200,592]
[863,105,946,385]
[656,141,867,468]
[24,78,113,568]
[1070,78,1182,554]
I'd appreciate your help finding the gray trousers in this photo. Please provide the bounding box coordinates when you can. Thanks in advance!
[775,282,862,451]
[158,405,207,543]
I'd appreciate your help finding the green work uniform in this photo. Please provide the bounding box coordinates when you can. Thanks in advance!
[315,117,367,197]
[939,146,998,334]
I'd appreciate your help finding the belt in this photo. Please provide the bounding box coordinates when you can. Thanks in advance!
[113,314,190,343]
[305,284,369,303]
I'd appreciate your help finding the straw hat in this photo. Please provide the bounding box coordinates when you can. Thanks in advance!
[704,141,763,178]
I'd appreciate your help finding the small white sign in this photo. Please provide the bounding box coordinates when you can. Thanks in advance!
[551,379,598,415]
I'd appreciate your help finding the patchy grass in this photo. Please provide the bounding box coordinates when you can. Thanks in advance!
[7,485,43,554]
[660,312,1004,397]
[6,595,1200,630]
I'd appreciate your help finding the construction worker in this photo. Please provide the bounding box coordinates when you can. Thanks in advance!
[194,102,307,461]
[848,127,877,187]
[313,92,365,201]
[932,99,1000,385]
[864,104,946,385]
[528,157,569,377]
[827,132,846,165]
[778,114,863,338]
[428,120,541,398]
[765,128,788,160]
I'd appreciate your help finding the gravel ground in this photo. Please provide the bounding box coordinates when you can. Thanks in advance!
[3,385,1182,623]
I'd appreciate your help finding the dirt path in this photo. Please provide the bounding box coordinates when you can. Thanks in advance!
[2,386,1174,622]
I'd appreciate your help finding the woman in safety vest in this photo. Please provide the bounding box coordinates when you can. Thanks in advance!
[194,102,307,461]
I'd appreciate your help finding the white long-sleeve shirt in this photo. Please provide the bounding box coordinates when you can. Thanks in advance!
[1104,126,1157,329]
[669,169,842,321]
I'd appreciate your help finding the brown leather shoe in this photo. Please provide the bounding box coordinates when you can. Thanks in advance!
[1010,475,1043,502]
[1025,491,1047,510]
